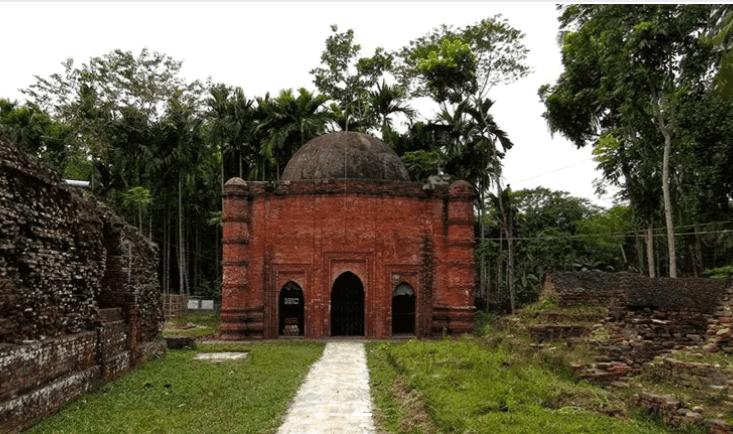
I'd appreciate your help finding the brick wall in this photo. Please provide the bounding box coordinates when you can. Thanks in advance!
[542,271,732,379]
[221,177,475,339]
[0,134,165,432]
[542,270,624,307]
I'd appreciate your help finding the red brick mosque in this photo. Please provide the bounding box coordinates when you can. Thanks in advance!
[220,131,475,339]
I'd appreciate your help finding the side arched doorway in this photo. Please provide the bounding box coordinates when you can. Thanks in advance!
[330,272,364,336]
[392,283,415,335]
[279,282,304,336]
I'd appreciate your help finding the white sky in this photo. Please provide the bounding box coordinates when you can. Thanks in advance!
[0,2,619,208]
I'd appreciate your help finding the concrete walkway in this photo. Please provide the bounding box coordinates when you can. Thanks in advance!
[277,341,376,434]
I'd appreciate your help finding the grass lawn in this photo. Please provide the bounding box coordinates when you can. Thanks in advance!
[162,313,222,338]
[367,338,679,434]
[28,342,324,434]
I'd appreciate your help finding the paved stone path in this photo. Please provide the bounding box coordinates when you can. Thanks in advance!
[277,341,376,434]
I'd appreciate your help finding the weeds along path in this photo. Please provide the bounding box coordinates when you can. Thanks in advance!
[277,341,375,434]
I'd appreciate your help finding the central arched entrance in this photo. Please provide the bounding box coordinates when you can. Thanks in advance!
[330,272,364,336]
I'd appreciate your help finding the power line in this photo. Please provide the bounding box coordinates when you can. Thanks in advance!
[512,157,596,185]
[480,229,733,242]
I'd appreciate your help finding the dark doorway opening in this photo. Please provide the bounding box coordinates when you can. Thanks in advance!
[392,283,415,335]
[330,272,364,336]
[279,282,304,336]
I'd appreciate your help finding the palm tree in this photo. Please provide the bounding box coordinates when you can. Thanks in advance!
[367,81,416,138]
[206,84,259,181]
[256,88,332,180]
[156,96,204,295]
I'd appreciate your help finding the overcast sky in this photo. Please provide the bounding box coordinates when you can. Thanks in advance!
[0,2,619,208]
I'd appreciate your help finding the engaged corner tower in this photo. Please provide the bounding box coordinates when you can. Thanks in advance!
[220,131,475,340]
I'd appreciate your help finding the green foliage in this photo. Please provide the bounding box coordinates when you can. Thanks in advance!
[396,15,530,102]
[256,87,331,177]
[309,25,395,133]
[703,265,733,279]
[541,4,733,277]
[29,342,325,434]
[474,310,497,337]
[122,186,151,209]
[415,37,477,103]
[0,99,79,176]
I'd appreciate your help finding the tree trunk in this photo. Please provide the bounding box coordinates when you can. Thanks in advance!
[163,214,169,293]
[178,175,185,295]
[619,243,627,266]
[193,224,200,295]
[660,126,677,277]
[479,187,486,301]
[496,182,514,313]
[497,228,503,302]
[635,230,644,274]
[646,223,656,278]
[506,206,515,313]
[693,223,704,277]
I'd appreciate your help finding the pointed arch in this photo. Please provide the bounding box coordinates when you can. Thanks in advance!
[330,271,364,336]
[392,282,415,335]
[279,281,304,336]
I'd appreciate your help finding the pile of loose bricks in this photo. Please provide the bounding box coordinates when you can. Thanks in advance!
[542,271,733,432]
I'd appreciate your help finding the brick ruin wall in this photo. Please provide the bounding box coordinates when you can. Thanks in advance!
[0,134,166,432]
[542,270,732,370]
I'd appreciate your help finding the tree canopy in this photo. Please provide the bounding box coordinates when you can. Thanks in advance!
[540,4,733,278]
[3,10,731,308]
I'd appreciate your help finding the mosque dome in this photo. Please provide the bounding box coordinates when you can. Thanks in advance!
[280,132,410,182]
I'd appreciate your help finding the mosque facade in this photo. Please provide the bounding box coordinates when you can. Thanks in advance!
[220,132,475,339]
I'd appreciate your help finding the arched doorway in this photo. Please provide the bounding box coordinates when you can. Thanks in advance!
[330,272,364,336]
[392,283,415,335]
[279,282,304,336]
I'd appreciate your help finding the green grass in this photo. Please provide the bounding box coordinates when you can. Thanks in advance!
[162,313,221,338]
[665,350,733,369]
[367,338,673,434]
[367,341,439,433]
[29,342,324,434]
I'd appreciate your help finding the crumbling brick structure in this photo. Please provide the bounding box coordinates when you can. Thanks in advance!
[0,133,165,431]
[220,132,475,339]
[542,271,731,372]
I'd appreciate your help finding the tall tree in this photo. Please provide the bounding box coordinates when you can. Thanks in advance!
[21,48,208,186]
[310,25,394,134]
[156,96,205,295]
[256,88,332,179]
[206,84,259,180]
[395,15,531,106]
[0,99,76,176]
[541,4,723,277]
[396,16,530,301]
